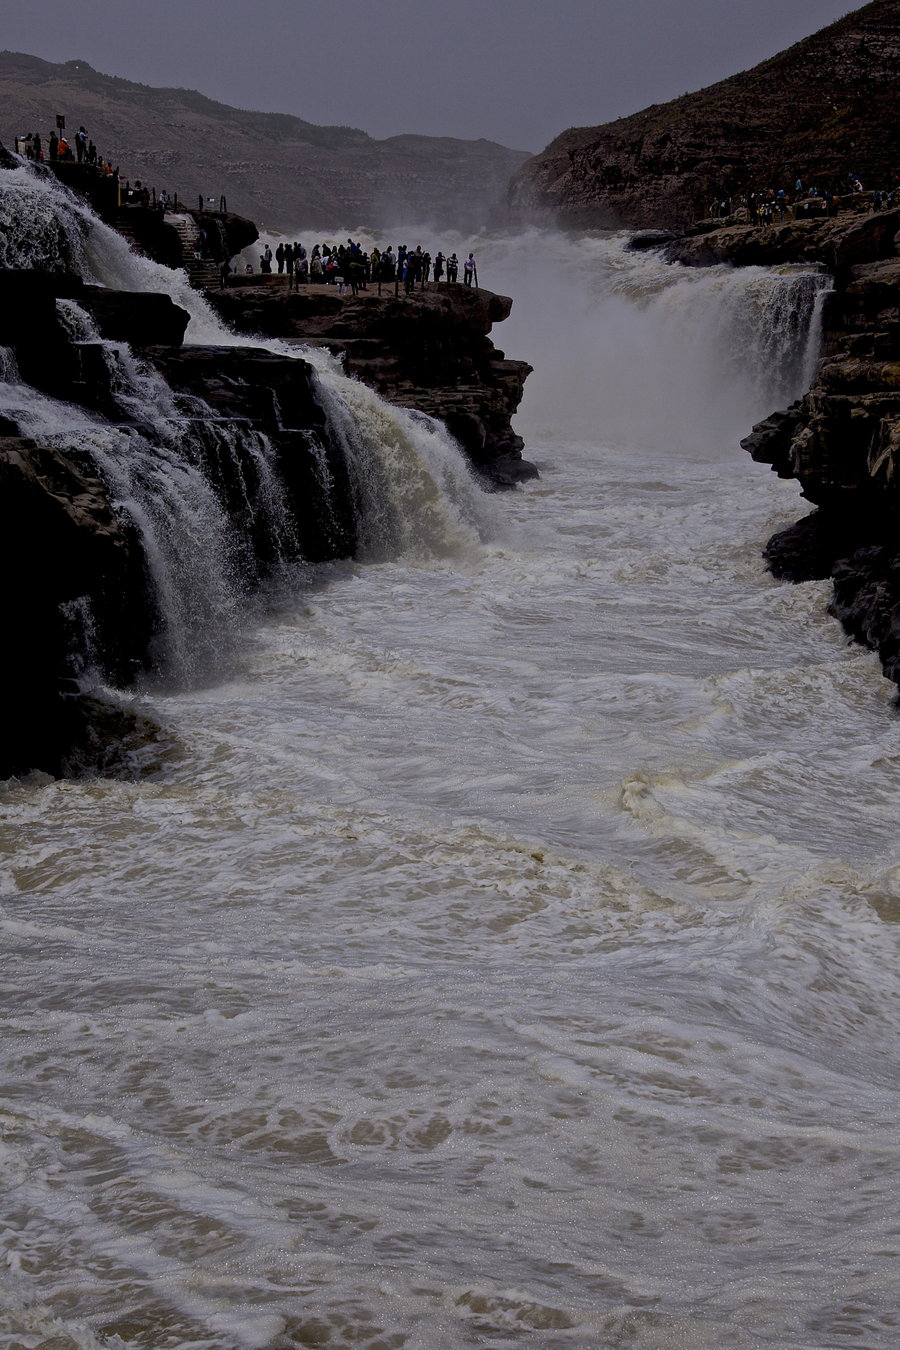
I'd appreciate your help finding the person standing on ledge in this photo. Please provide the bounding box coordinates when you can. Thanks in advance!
[446,252,458,282]
[463,252,477,286]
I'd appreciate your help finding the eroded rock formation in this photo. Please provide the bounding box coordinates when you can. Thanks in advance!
[0,269,351,776]
[207,280,535,487]
[0,148,534,776]
[0,436,156,775]
[665,207,900,272]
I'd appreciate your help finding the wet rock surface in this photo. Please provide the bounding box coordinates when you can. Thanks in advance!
[0,303,362,777]
[0,149,534,773]
[0,436,154,777]
[146,344,357,562]
[665,208,900,273]
[0,270,190,377]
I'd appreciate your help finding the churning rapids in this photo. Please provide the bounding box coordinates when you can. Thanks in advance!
[2,171,900,1349]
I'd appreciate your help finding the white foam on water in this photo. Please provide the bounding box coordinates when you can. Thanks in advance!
[3,171,900,1348]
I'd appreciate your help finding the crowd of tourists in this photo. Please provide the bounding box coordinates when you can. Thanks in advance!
[15,124,122,180]
[708,173,900,225]
[230,239,480,293]
[13,117,221,217]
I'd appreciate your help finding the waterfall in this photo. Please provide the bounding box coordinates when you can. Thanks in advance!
[0,165,497,690]
[449,225,832,451]
[0,313,288,685]
[0,164,214,328]
[0,165,831,695]
[0,345,18,383]
[308,357,498,560]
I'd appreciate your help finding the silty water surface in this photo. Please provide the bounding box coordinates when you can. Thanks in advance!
[2,213,900,1348]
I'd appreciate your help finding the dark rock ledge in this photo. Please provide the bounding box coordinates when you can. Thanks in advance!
[0,268,355,777]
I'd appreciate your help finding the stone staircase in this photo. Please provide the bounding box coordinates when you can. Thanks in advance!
[166,213,221,290]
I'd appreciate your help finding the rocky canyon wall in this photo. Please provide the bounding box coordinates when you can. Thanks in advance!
[507,0,900,231]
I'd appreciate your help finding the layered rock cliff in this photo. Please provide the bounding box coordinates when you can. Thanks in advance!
[0,267,347,776]
[664,206,900,273]
[508,0,900,231]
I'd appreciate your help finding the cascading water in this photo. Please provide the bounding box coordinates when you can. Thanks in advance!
[0,297,291,685]
[310,368,500,560]
[254,221,831,453]
[9,167,900,1350]
[0,164,213,323]
[54,296,304,628]
[464,225,831,450]
[0,166,498,684]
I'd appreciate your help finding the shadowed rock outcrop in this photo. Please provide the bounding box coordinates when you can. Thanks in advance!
[145,344,358,562]
[665,207,900,273]
[0,147,535,775]
[0,268,190,352]
[0,436,158,775]
[0,303,355,777]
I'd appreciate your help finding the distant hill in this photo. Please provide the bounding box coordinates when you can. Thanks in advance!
[507,0,900,230]
[0,52,529,231]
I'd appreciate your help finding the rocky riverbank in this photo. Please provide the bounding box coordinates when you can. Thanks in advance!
[663,206,900,274]
[673,208,900,687]
[0,267,342,777]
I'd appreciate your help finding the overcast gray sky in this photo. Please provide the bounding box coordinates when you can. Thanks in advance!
[2,0,858,151]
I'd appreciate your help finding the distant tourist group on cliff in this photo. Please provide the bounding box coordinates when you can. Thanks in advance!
[229,239,479,293]
[15,120,164,206]
[708,172,900,226]
[14,115,214,218]
[16,124,111,172]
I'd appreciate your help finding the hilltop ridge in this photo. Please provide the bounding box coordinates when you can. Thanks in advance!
[0,51,528,231]
[507,0,900,229]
